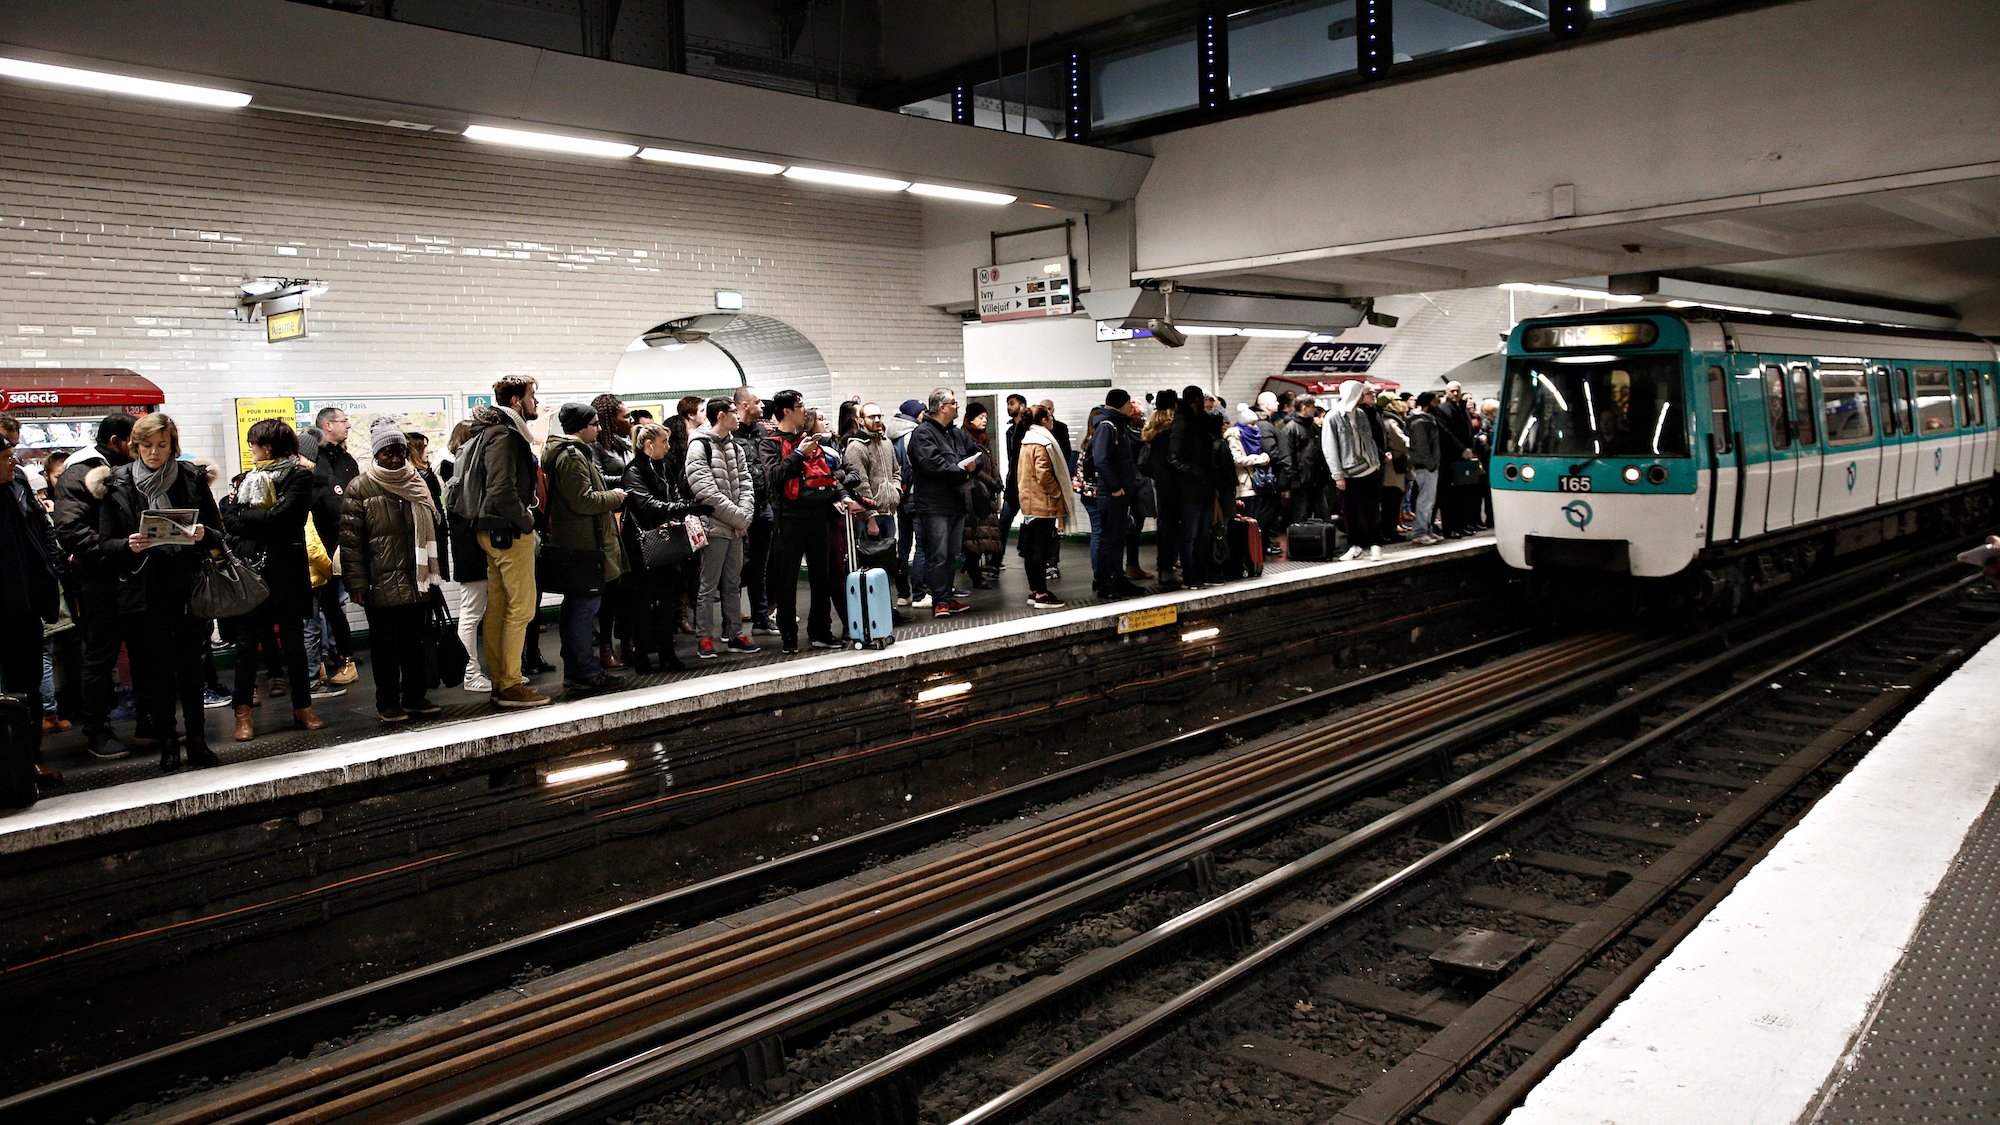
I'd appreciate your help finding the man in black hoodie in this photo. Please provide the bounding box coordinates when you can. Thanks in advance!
[51,412,136,759]
[1087,389,1145,599]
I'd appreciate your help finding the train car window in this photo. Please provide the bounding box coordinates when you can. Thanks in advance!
[1914,366,1955,433]
[1789,365,1817,445]
[1956,369,1984,427]
[1499,354,1689,457]
[1895,368,1916,433]
[1706,366,1732,454]
[1819,368,1873,446]
[1763,365,1792,450]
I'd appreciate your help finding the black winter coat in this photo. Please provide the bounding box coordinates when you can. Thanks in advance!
[1164,411,1215,504]
[51,445,131,599]
[224,461,315,618]
[1,475,63,620]
[93,461,223,617]
[619,454,700,583]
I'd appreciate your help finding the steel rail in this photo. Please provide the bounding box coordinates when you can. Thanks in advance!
[940,571,1979,1125]
[2,621,1524,1125]
[184,635,1625,1125]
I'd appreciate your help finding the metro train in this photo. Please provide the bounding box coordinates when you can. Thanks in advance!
[1489,307,2000,607]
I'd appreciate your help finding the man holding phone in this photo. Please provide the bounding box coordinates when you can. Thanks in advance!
[762,389,863,653]
[907,387,981,619]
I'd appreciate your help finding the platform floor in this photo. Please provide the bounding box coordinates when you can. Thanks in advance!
[1505,630,2000,1125]
[5,531,1494,849]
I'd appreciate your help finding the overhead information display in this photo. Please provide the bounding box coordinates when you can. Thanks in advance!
[976,257,1073,323]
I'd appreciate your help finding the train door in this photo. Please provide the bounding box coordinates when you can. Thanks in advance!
[1731,365,1769,537]
[1913,366,1957,493]
[1788,363,1823,525]
[1760,363,1796,532]
[1893,367,1920,496]
[1700,363,1740,544]
[1871,366,1900,505]
[1981,370,1999,478]
[1954,368,1984,484]
[1815,364,1879,518]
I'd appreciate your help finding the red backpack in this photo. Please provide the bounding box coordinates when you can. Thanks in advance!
[779,433,838,501]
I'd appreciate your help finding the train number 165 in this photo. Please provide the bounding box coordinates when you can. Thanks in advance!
[1557,475,1592,492]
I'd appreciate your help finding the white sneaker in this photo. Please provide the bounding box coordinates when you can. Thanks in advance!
[911,593,933,608]
[1339,546,1364,562]
[1368,545,1382,561]
[895,595,911,607]
[463,671,493,693]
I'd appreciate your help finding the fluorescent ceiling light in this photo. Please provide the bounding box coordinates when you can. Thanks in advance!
[1501,281,1643,304]
[638,147,784,175]
[907,183,1017,205]
[1178,325,1241,336]
[463,124,638,159]
[784,166,912,192]
[0,57,251,108]
[1238,328,1310,339]
[541,758,630,785]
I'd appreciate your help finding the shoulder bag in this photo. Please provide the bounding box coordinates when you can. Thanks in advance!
[1450,459,1483,485]
[638,518,699,569]
[190,538,271,619]
[421,585,468,689]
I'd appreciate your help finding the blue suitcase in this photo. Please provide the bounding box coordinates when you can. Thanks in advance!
[845,513,894,650]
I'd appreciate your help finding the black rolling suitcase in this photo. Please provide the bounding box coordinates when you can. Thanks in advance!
[0,694,41,810]
[1285,520,1338,561]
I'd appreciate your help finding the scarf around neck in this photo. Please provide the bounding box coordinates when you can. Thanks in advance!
[363,459,442,590]
[132,457,180,509]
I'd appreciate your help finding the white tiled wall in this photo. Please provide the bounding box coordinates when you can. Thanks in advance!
[0,86,964,470]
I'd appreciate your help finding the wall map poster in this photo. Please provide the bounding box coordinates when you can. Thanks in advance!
[234,395,452,473]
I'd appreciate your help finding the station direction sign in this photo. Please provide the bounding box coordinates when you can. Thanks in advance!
[976,257,1074,323]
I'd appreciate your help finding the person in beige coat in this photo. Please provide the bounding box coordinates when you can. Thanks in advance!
[1014,403,1074,608]
[1379,395,1413,541]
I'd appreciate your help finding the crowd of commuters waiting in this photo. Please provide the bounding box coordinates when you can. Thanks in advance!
[0,375,1493,785]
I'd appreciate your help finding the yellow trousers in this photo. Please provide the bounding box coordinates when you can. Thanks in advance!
[478,530,538,691]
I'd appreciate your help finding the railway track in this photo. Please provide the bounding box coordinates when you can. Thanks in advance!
[16,547,1983,1125]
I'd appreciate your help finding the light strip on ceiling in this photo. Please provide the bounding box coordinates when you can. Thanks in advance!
[0,57,251,108]
[638,147,785,175]
[463,124,639,159]
[783,166,912,192]
[1238,328,1311,339]
[1178,325,1241,336]
[907,183,1016,205]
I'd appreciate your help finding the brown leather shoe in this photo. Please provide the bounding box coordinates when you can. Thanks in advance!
[233,705,255,742]
[293,707,326,731]
[33,763,63,785]
[598,644,625,671]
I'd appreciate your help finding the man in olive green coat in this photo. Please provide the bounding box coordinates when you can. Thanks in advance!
[541,402,626,691]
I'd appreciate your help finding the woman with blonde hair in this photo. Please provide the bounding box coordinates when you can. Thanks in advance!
[91,412,224,769]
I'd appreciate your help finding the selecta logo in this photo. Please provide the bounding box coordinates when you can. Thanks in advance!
[3,391,59,406]
[1562,499,1594,530]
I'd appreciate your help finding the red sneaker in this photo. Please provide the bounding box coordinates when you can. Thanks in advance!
[935,600,972,617]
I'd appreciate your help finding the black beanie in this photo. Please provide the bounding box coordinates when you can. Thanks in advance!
[558,402,597,435]
[1156,388,1178,411]
[1105,388,1132,410]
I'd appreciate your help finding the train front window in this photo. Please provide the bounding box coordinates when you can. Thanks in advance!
[1500,355,1689,458]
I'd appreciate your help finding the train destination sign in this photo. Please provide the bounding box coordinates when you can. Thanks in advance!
[976,257,1073,323]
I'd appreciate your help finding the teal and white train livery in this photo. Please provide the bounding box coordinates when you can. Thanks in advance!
[1491,307,1999,604]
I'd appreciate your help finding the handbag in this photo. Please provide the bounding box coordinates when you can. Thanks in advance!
[190,539,271,619]
[1450,459,1483,485]
[638,519,698,569]
[421,586,468,689]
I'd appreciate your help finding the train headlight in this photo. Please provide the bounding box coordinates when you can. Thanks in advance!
[1503,463,1519,481]
[1647,465,1669,485]
[1621,465,1642,484]
[1519,464,1536,481]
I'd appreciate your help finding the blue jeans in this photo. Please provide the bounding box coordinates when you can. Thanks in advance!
[1411,468,1438,537]
[558,592,604,681]
[304,602,327,681]
[996,495,1019,565]
[1091,492,1132,586]
[40,640,55,712]
[916,512,964,604]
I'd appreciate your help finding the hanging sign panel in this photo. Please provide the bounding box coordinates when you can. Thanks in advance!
[1286,341,1385,374]
[976,257,1074,322]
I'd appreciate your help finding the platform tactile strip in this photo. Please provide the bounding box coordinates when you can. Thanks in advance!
[1812,783,2000,1123]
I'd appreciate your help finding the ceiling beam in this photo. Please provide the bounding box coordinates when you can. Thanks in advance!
[1867,192,2000,238]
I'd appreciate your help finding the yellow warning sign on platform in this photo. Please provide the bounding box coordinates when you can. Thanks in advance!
[1115,605,1178,635]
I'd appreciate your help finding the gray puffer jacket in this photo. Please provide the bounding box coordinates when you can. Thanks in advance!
[683,425,757,539]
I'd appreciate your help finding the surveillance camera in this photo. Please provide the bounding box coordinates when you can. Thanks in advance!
[1365,310,1399,329]
[1147,318,1188,348]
